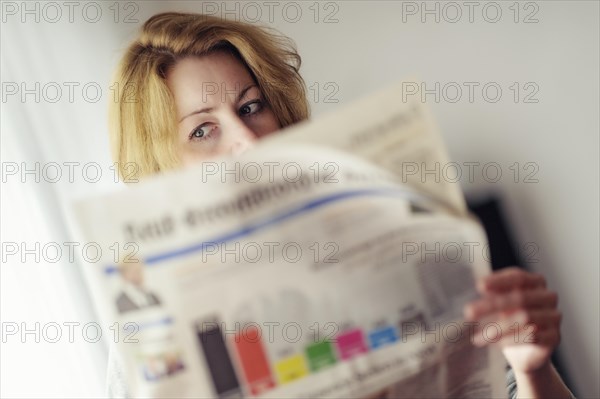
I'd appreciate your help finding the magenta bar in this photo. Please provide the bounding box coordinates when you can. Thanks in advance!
[335,328,368,360]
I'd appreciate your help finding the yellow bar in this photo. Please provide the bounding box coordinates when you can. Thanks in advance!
[274,354,309,384]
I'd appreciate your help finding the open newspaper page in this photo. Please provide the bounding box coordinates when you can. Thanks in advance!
[72,81,507,398]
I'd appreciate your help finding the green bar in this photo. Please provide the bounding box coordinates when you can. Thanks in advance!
[305,341,337,372]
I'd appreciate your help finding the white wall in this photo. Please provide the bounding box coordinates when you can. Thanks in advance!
[2,1,598,397]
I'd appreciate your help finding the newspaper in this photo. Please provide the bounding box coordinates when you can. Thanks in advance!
[73,81,507,398]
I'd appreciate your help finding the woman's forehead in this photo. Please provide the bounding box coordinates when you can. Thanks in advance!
[166,51,257,109]
[167,52,254,90]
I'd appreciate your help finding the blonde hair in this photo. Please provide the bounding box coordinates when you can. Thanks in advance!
[109,12,310,179]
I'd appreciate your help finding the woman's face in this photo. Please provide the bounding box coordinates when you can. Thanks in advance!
[166,51,281,165]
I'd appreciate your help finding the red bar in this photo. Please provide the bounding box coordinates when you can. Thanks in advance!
[232,325,275,395]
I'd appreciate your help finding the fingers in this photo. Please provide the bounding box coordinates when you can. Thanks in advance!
[464,289,558,320]
[477,267,546,293]
[521,309,562,331]
[472,322,561,348]
[470,309,562,347]
[462,268,562,359]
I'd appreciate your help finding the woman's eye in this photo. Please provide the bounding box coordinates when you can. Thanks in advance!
[192,127,205,138]
[239,100,262,116]
[189,124,214,141]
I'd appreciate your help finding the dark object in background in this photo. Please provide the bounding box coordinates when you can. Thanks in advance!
[467,196,576,397]
[467,197,520,270]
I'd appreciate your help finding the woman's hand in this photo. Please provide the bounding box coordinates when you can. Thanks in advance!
[463,267,574,398]
[463,267,561,373]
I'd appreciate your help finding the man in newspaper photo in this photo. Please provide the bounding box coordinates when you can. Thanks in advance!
[115,260,161,314]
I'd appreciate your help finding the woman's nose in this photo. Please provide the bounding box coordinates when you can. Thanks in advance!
[226,116,258,156]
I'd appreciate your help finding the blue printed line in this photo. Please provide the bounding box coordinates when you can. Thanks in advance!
[104,187,434,275]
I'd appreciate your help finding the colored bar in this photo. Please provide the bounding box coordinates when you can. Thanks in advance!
[335,328,368,360]
[274,354,309,384]
[368,326,398,349]
[196,321,242,398]
[305,341,337,372]
[232,326,276,395]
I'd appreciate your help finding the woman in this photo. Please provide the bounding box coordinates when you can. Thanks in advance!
[107,12,574,398]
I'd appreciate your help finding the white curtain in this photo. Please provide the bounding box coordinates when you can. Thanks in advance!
[0,3,197,396]
[1,7,127,397]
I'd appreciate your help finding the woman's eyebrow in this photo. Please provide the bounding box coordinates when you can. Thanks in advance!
[235,83,258,104]
[179,84,258,123]
[179,106,214,123]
